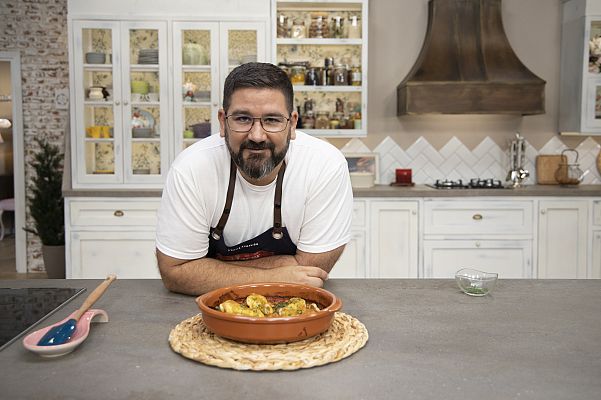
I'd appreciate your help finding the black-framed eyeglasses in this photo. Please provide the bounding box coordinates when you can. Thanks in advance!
[225,114,291,133]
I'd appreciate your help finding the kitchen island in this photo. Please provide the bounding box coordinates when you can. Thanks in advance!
[1,279,599,400]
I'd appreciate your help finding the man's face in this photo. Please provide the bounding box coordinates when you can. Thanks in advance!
[219,88,297,184]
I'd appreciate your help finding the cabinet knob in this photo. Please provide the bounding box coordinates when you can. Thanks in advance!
[114,210,124,217]
[411,210,417,215]
[114,101,120,106]
[541,209,546,215]
[123,101,129,106]
[475,241,481,248]
[472,214,483,220]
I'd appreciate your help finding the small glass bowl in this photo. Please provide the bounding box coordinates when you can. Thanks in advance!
[455,268,498,296]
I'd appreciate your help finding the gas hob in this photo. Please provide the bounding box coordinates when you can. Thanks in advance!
[427,178,507,189]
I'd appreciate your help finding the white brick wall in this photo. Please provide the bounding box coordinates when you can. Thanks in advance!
[1,0,69,272]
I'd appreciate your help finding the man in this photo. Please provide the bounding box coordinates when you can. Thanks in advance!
[155,62,353,295]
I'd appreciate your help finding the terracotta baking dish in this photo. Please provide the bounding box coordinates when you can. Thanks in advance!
[196,282,342,344]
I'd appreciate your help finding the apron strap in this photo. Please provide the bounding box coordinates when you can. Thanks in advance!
[211,159,237,240]
[272,161,286,239]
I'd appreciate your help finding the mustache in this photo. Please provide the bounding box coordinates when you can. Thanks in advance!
[240,141,275,151]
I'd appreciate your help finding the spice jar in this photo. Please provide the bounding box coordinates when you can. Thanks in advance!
[291,18,306,39]
[309,12,330,38]
[329,112,342,130]
[348,15,361,39]
[303,110,315,129]
[277,15,289,38]
[290,66,306,85]
[305,67,319,85]
[315,111,330,129]
[350,65,362,86]
[330,16,344,38]
[333,64,348,85]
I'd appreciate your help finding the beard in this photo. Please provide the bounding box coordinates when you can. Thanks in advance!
[225,127,291,180]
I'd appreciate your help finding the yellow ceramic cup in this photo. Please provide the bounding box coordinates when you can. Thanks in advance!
[100,126,111,138]
[86,126,101,138]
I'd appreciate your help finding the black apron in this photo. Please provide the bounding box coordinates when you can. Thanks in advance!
[207,159,297,261]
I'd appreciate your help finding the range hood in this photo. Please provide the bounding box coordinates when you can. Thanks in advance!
[397,0,545,115]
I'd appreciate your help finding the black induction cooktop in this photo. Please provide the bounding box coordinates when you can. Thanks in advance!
[0,287,85,351]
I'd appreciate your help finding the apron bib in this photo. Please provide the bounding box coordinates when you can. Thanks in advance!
[207,159,297,261]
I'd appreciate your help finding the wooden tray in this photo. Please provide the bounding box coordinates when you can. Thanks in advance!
[536,155,566,185]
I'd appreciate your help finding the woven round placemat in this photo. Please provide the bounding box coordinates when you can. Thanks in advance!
[168,312,368,371]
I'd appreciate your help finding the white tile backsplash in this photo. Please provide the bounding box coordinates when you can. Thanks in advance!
[368,136,601,185]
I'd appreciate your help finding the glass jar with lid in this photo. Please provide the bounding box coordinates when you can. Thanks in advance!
[277,14,290,38]
[315,111,330,129]
[333,64,348,85]
[290,66,306,85]
[348,15,361,39]
[330,16,344,38]
[309,12,330,38]
[291,18,306,39]
[350,65,362,86]
[302,110,315,129]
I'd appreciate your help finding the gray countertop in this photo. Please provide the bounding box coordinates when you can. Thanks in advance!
[1,279,600,400]
[62,184,601,198]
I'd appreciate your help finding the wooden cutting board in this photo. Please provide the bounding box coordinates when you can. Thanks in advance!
[536,155,566,185]
[597,149,601,176]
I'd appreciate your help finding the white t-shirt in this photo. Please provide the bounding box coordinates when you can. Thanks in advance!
[155,131,353,260]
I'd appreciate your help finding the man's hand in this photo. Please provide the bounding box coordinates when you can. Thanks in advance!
[268,265,329,287]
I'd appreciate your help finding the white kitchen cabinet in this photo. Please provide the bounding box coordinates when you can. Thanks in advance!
[69,231,159,279]
[592,231,601,278]
[172,21,267,154]
[71,20,170,187]
[538,200,588,278]
[559,0,601,134]
[272,0,368,138]
[331,200,366,278]
[329,230,366,278]
[369,200,418,278]
[65,198,161,278]
[591,200,601,278]
[423,240,532,279]
[422,199,534,278]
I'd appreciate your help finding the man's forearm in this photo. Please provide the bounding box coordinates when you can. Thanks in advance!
[228,254,299,268]
[159,256,277,295]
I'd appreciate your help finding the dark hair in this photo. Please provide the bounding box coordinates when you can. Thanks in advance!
[222,62,294,114]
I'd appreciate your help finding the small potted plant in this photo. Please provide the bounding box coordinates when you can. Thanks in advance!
[24,137,65,278]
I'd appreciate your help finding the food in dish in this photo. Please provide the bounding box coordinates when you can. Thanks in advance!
[217,293,320,318]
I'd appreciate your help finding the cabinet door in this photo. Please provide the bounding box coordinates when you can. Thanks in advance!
[369,201,418,278]
[121,21,169,184]
[538,200,588,278]
[72,20,122,185]
[69,231,159,279]
[219,22,267,96]
[330,231,366,278]
[173,22,220,155]
[592,231,601,279]
[423,240,532,279]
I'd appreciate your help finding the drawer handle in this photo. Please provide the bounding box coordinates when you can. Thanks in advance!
[114,210,124,217]
[472,214,483,220]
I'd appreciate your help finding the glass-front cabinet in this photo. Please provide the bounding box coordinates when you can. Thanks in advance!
[559,0,601,135]
[272,0,368,138]
[172,22,266,154]
[586,19,601,130]
[72,20,169,186]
